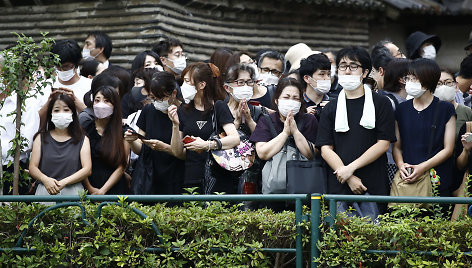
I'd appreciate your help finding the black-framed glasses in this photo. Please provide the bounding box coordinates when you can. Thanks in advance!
[229,79,255,86]
[260,67,282,77]
[338,63,361,71]
[437,79,456,87]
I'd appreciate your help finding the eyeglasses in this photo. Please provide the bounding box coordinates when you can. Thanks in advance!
[57,64,75,71]
[338,63,361,71]
[437,79,456,87]
[229,79,255,86]
[260,67,282,77]
[402,75,419,83]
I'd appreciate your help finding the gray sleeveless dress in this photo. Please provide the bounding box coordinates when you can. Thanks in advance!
[35,132,85,196]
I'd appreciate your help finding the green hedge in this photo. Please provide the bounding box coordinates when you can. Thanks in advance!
[0,199,310,267]
[318,205,472,267]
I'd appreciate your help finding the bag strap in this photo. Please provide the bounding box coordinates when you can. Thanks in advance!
[264,114,278,139]
[211,105,218,133]
[427,99,440,158]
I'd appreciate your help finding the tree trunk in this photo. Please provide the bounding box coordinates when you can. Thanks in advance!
[13,86,22,195]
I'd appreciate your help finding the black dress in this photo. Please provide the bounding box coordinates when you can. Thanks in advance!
[84,121,128,194]
[136,104,185,194]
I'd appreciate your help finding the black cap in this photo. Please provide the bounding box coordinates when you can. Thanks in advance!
[405,31,441,59]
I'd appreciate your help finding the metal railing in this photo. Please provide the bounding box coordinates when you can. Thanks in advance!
[2,194,472,268]
[310,194,472,268]
[0,194,309,268]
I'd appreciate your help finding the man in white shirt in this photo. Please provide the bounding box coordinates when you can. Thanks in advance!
[82,31,113,69]
[39,39,91,122]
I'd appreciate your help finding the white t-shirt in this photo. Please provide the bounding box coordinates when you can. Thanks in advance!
[51,76,92,104]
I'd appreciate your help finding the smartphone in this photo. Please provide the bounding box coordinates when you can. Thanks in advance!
[248,100,260,106]
[129,130,146,140]
[466,135,472,143]
[182,135,196,144]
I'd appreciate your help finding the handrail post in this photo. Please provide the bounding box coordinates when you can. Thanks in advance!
[295,197,303,268]
[311,194,321,268]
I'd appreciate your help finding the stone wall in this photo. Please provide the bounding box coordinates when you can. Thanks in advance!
[0,0,376,68]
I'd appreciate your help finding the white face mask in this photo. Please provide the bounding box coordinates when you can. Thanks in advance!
[153,99,170,113]
[145,65,164,72]
[330,65,336,78]
[338,75,362,91]
[259,72,280,86]
[405,81,426,98]
[181,82,197,104]
[309,78,331,94]
[434,85,456,102]
[51,112,73,130]
[171,57,187,74]
[230,85,253,102]
[278,99,301,117]
[422,45,436,60]
[81,48,97,61]
[56,68,76,82]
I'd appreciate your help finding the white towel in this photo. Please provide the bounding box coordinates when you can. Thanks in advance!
[334,84,376,132]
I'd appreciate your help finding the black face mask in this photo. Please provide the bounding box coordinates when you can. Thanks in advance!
[130,86,147,110]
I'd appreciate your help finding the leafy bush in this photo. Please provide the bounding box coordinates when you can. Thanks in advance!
[317,205,472,267]
[0,199,310,267]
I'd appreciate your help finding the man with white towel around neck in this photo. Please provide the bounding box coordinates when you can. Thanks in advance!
[316,46,396,215]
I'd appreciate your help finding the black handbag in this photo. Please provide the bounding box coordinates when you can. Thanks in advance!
[130,143,154,195]
[286,141,328,195]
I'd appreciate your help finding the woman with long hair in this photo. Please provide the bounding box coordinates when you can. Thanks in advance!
[168,62,240,193]
[29,94,91,195]
[82,85,129,194]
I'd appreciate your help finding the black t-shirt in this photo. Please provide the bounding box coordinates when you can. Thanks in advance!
[316,92,396,196]
[177,100,234,184]
[136,104,185,194]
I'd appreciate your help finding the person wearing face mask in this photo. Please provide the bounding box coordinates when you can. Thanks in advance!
[220,63,268,196]
[299,53,332,121]
[124,72,184,194]
[405,31,441,60]
[370,45,394,92]
[81,86,129,195]
[434,69,472,138]
[394,59,456,203]
[316,46,396,216]
[322,49,343,100]
[250,78,317,209]
[82,31,113,69]
[168,62,240,193]
[152,38,186,80]
[29,94,91,196]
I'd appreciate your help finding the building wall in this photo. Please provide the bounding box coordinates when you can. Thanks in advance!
[0,0,375,68]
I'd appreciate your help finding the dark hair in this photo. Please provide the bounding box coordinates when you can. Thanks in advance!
[209,48,233,77]
[93,86,127,168]
[271,77,306,115]
[298,53,331,88]
[287,69,301,81]
[440,68,455,81]
[181,62,225,114]
[459,54,472,79]
[131,51,164,75]
[225,63,256,83]
[150,71,177,99]
[258,50,286,73]
[152,38,183,57]
[371,45,394,70]
[409,58,440,93]
[85,73,121,107]
[336,46,372,83]
[35,94,83,144]
[225,51,253,71]
[101,65,132,99]
[51,39,82,67]
[136,68,160,95]
[383,58,410,93]
[80,60,100,78]
[87,31,112,59]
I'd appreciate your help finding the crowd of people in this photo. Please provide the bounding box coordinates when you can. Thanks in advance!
[1,30,472,216]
